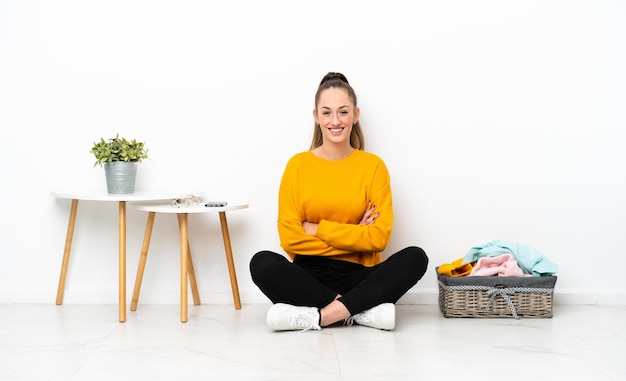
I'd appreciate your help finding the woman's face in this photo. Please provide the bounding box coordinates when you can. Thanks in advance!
[313,87,359,147]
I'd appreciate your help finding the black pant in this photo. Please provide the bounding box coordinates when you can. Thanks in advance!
[249,246,429,315]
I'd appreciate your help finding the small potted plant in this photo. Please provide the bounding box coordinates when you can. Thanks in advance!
[91,134,149,194]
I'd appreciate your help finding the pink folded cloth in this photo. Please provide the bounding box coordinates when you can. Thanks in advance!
[469,254,527,277]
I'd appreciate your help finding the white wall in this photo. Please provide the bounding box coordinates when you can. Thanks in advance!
[1,0,625,306]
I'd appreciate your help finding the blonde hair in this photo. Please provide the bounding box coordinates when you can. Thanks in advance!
[310,72,365,150]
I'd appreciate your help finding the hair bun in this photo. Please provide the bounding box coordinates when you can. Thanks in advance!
[320,72,349,86]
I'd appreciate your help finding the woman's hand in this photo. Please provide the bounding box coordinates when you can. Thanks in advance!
[359,202,380,226]
[302,221,318,235]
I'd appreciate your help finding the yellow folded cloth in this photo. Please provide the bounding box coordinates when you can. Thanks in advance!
[438,258,474,277]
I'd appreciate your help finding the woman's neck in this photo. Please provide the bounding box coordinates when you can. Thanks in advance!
[312,144,355,160]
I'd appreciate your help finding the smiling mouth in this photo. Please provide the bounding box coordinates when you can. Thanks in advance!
[329,128,344,133]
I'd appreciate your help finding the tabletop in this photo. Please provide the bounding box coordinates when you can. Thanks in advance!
[135,202,249,214]
[50,190,203,202]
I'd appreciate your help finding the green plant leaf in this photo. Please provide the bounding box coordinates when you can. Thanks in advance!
[90,134,149,167]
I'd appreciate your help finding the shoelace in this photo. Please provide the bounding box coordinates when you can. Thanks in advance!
[292,312,321,331]
[344,310,371,327]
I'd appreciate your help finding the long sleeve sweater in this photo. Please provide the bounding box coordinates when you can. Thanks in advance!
[278,149,393,267]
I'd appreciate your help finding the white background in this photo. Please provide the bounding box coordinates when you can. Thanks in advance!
[1,0,624,305]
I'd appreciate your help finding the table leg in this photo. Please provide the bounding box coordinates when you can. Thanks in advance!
[56,199,79,305]
[180,213,189,322]
[131,212,156,311]
[187,243,201,306]
[119,201,127,323]
[218,212,241,310]
[177,214,201,306]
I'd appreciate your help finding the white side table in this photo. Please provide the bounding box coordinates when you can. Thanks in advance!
[50,190,201,322]
[132,202,249,322]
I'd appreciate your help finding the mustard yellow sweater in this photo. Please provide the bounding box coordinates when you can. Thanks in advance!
[278,149,393,267]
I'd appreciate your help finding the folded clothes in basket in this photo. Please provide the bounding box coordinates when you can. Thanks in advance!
[462,240,558,276]
[436,240,558,319]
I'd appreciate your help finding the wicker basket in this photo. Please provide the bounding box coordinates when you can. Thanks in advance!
[437,268,557,319]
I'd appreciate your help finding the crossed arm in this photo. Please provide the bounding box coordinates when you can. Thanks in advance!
[302,202,380,235]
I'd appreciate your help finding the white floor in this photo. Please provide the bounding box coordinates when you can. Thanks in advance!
[0,303,624,381]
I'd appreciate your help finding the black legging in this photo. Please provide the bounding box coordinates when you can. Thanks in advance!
[249,246,429,315]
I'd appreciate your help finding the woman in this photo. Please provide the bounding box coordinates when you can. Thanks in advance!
[249,72,428,331]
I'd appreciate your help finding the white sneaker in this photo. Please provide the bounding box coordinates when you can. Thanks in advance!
[266,303,321,331]
[345,303,395,330]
